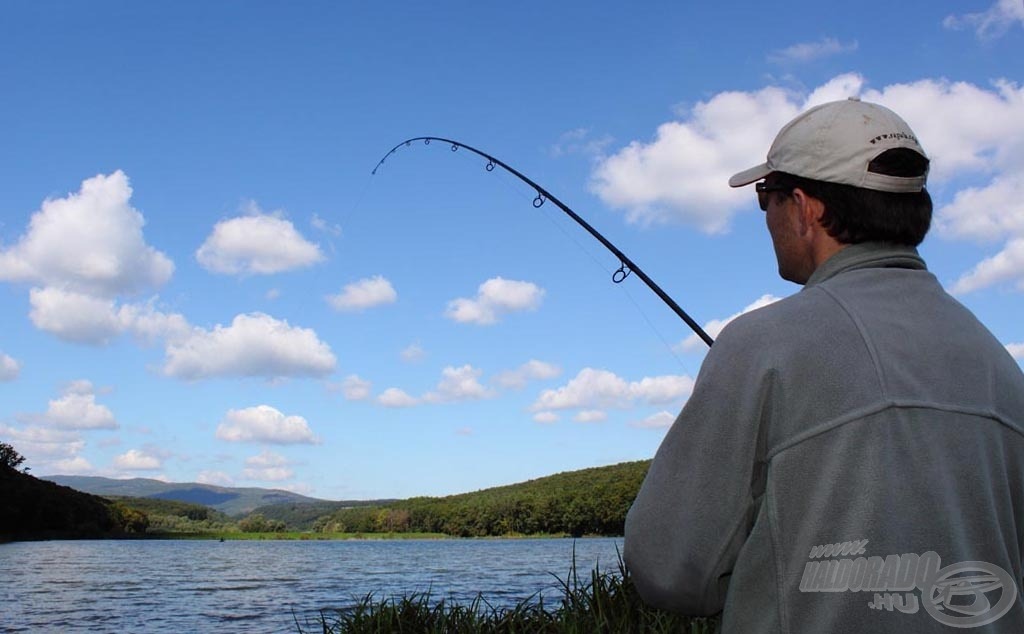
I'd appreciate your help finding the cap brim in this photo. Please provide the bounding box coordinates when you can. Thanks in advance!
[728,163,770,188]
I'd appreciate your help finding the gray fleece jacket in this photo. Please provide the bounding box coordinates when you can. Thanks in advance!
[624,242,1024,632]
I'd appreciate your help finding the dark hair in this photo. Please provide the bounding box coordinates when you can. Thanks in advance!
[771,149,933,246]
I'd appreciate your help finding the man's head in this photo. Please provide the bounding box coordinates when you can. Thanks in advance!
[730,98,932,283]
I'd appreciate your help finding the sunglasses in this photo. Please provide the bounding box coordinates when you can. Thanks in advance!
[755,181,791,211]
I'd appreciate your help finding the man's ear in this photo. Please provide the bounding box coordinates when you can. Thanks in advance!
[791,188,825,238]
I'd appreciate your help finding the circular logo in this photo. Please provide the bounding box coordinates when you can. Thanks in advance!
[923,561,1017,628]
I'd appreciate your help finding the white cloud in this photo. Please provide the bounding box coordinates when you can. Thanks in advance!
[1007,343,1024,360]
[0,171,173,297]
[531,368,694,411]
[196,470,235,487]
[377,387,419,408]
[341,374,372,401]
[50,456,95,475]
[952,238,1024,294]
[311,213,342,236]
[629,375,697,405]
[591,74,1024,293]
[493,360,561,389]
[0,352,20,381]
[574,410,607,423]
[533,411,560,424]
[327,276,397,312]
[590,84,802,231]
[937,175,1024,243]
[401,343,426,363]
[28,287,190,345]
[114,448,161,470]
[629,411,677,430]
[243,450,293,481]
[41,382,118,430]
[944,0,1024,39]
[196,204,324,275]
[549,128,614,158]
[163,312,336,380]
[445,277,545,325]
[215,405,318,444]
[0,423,85,461]
[423,365,495,403]
[768,37,858,64]
[678,294,782,352]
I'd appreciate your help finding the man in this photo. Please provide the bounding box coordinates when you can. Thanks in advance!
[624,98,1024,632]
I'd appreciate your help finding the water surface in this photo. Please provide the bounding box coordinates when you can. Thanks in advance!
[1,537,623,633]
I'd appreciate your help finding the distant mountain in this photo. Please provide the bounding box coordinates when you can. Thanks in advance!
[40,475,324,517]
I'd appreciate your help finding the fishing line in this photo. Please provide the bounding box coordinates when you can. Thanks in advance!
[373,137,714,348]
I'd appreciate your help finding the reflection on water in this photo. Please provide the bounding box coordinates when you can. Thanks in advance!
[0,537,623,633]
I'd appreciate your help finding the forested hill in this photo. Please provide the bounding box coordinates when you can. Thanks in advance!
[1,463,143,540]
[309,460,652,537]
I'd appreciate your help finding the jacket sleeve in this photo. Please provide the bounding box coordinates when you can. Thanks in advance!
[624,322,773,615]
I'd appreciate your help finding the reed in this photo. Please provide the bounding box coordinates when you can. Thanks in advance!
[299,550,719,633]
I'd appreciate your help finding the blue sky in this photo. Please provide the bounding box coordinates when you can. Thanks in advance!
[1,1,1022,499]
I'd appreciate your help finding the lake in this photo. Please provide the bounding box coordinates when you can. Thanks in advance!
[0,537,624,633]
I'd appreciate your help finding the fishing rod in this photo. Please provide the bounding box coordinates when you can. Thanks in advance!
[373,136,714,348]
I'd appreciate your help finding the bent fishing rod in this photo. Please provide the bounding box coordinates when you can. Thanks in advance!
[373,136,714,348]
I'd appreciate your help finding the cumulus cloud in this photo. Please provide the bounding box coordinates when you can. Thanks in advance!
[0,352,20,381]
[445,277,545,325]
[377,387,419,408]
[677,294,782,352]
[196,203,324,275]
[28,287,190,345]
[196,470,235,487]
[629,411,677,430]
[591,74,1024,293]
[327,276,397,312]
[493,360,561,389]
[340,374,372,401]
[533,411,560,424]
[944,0,1024,39]
[0,423,85,462]
[401,343,426,363]
[768,37,858,64]
[114,449,162,470]
[215,405,318,444]
[424,365,495,403]
[574,410,607,423]
[311,213,342,236]
[531,368,694,411]
[590,84,802,231]
[549,128,614,158]
[951,239,1024,294]
[0,171,173,297]
[49,456,95,475]
[1007,343,1024,360]
[243,450,293,481]
[163,312,336,380]
[39,381,118,430]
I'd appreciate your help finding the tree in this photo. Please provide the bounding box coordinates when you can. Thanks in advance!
[1,442,26,472]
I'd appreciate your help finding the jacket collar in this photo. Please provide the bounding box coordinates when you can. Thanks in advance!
[805,242,927,288]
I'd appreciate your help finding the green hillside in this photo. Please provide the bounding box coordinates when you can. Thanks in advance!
[314,460,652,537]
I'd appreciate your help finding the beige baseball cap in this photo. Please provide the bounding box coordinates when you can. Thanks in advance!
[728,97,928,192]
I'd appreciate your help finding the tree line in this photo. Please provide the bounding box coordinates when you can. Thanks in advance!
[311,460,651,537]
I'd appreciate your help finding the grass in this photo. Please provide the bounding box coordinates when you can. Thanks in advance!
[298,549,719,633]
